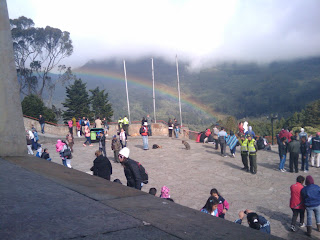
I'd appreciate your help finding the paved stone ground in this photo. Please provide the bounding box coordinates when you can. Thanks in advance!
[38,134,320,240]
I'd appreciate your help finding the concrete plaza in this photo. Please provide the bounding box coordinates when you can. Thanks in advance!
[37,135,319,239]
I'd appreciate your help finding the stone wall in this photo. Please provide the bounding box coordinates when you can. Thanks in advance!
[23,117,189,138]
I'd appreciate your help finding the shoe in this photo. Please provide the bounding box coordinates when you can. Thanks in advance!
[299,223,306,228]
[317,223,320,232]
[281,169,285,173]
[306,226,312,236]
[224,155,228,158]
[89,144,93,147]
[304,170,309,173]
[290,225,296,232]
[83,144,86,147]
[241,167,247,171]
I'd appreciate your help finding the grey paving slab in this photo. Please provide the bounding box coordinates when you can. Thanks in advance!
[0,158,143,240]
[70,226,180,240]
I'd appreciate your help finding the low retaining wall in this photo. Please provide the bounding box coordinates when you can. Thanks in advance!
[23,117,190,139]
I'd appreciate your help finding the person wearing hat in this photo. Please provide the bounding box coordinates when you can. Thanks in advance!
[247,134,258,174]
[301,175,320,236]
[299,128,308,142]
[118,147,143,190]
[239,135,249,172]
[111,135,121,163]
[140,122,149,150]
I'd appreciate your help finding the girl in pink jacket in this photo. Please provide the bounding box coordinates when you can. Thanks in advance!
[210,188,229,219]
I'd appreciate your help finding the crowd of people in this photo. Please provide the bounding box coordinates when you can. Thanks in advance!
[24,114,320,237]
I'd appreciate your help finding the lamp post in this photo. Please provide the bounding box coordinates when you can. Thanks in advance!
[268,114,278,145]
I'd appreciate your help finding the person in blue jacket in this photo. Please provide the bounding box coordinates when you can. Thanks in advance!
[245,126,256,139]
[235,209,271,234]
[301,175,320,237]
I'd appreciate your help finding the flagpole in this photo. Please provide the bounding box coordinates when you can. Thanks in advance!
[176,55,182,127]
[123,60,131,124]
[151,58,156,123]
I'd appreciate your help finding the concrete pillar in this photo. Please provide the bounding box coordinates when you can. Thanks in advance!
[0,0,27,156]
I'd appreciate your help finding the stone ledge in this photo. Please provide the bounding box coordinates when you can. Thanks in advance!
[3,156,282,240]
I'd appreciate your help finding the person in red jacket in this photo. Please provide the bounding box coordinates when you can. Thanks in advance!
[140,122,149,150]
[290,175,305,232]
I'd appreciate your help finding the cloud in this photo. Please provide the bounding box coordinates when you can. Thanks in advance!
[7,0,320,70]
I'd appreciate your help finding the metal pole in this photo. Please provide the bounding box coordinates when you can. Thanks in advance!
[151,58,156,123]
[123,60,131,124]
[271,119,274,145]
[176,55,182,127]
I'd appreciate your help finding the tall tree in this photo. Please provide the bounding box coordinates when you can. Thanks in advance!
[62,79,91,121]
[10,16,73,99]
[304,100,320,127]
[21,94,56,123]
[89,87,113,121]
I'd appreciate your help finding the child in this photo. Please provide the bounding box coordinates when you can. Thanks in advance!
[149,188,157,196]
[201,196,219,217]
[210,188,229,218]
[111,135,121,163]
[41,148,52,161]
[36,145,43,158]
[119,128,127,148]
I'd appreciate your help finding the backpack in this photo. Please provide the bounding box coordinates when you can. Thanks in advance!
[63,145,72,159]
[139,126,144,135]
[218,135,226,143]
[81,120,85,126]
[137,162,148,184]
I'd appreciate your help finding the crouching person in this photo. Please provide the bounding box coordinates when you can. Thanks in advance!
[235,209,271,234]
[90,150,112,180]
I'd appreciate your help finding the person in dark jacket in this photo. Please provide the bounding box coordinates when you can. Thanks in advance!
[300,136,311,172]
[301,175,320,237]
[118,147,143,190]
[41,148,52,161]
[39,114,45,134]
[235,209,271,234]
[98,132,106,157]
[288,136,300,173]
[278,137,287,172]
[90,150,112,180]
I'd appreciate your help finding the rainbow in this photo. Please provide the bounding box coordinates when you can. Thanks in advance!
[74,67,221,120]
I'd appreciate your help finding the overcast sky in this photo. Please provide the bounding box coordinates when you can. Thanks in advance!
[7,0,320,69]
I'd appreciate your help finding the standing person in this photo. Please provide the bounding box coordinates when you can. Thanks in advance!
[218,127,228,157]
[278,137,288,172]
[111,135,121,163]
[95,117,102,128]
[56,139,67,167]
[247,134,258,174]
[76,119,81,137]
[288,136,300,173]
[118,117,123,132]
[119,128,127,148]
[123,116,129,136]
[140,122,149,150]
[301,175,320,237]
[300,136,311,173]
[72,117,76,135]
[98,132,106,157]
[90,150,112,180]
[66,132,74,152]
[118,147,143,190]
[310,133,320,168]
[32,129,39,150]
[200,196,219,217]
[26,134,33,155]
[174,119,180,138]
[83,125,93,147]
[81,117,86,136]
[103,117,109,136]
[239,135,249,172]
[146,114,152,136]
[245,126,256,139]
[213,125,219,150]
[290,175,306,232]
[68,119,73,134]
[168,118,173,137]
[39,114,45,134]
[243,121,248,133]
[299,128,308,142]
[238,122,244,135]
[226,131,238,158]
[210,189,229,219]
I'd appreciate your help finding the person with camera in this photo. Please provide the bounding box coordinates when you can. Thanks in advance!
[235,209,271,234]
